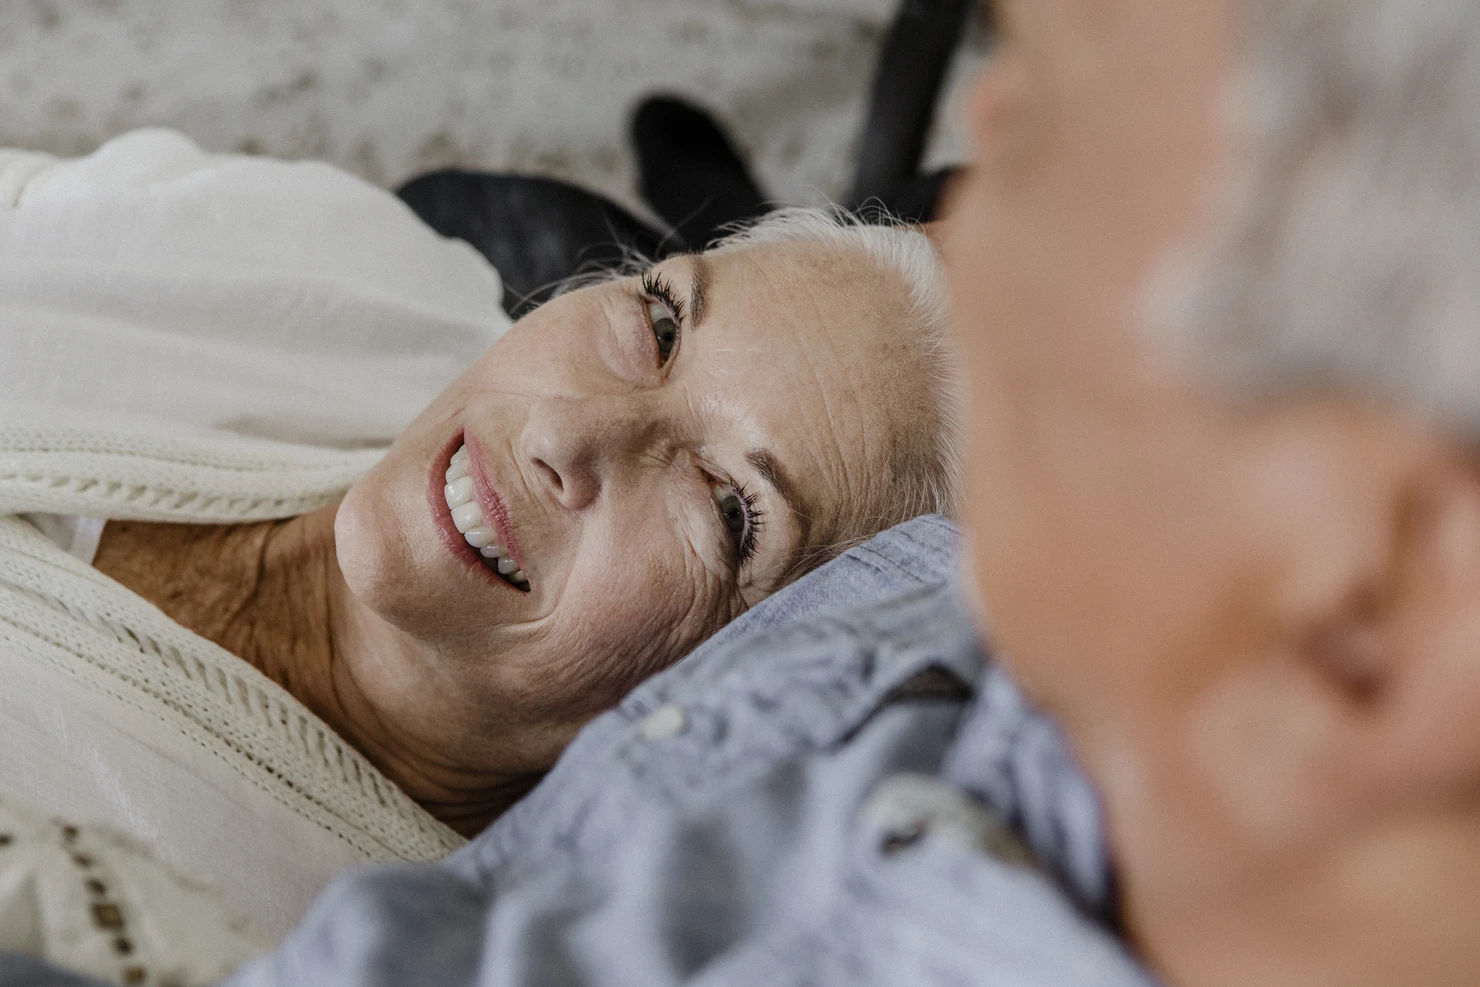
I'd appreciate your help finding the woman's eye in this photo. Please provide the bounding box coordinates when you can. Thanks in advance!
[711,480,762,566]
[715,488,747,538]
[646,300,679,364]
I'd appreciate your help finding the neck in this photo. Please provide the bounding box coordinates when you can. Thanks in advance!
[96,506,535,836]
[1125,806,1480,987]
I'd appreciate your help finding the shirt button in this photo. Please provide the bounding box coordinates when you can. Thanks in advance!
[638,704,689,740]
[880,821,928,855]
[862,773,1031,863]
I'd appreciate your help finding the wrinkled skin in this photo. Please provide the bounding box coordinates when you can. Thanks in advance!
[946,1,1480,985]
[329,240,939,831]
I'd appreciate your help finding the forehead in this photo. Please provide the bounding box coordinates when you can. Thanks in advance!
[660,239,914,361]
[699,240,895,316]
[661,240,936,538]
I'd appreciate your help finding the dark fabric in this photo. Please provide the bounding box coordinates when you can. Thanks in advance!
[865,166,959,224]
[630,95,769,250]
[396,80,962,326]
[632,96,957,231]
[882,663,974,704]
[0,957,105,987]
[848,0,973,208]
[396,171,677,320]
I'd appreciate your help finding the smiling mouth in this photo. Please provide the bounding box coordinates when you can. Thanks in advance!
[443,443,530,590]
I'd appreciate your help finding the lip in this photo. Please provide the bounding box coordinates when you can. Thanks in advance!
[426,430,527,590]
[460,433,527,572]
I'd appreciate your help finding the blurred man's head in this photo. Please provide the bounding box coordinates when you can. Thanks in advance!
[946,2,1480,985]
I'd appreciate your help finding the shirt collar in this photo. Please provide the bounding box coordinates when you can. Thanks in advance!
[939,600,1119,922]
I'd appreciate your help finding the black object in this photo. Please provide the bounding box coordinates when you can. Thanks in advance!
[396,171,677,319]
[871,166,958,225]
[849,0,973,210]
[631,96,768,250]
[396,0,976,322]
[629,96,956,235]
[632,0,974,234]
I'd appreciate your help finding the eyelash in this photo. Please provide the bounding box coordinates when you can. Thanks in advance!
[717,479,764,567]
[640,271,685,323]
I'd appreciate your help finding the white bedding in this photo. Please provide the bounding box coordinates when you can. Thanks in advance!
[0,128,510,446]
[0,614,373,941]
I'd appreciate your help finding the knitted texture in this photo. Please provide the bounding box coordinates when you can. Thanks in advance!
[0,400,386,522]
[0,404,463,864]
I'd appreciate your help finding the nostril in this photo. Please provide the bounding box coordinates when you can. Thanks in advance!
[533,457,564,496]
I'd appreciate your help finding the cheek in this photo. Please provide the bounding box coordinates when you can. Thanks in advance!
[950,188,1051,657]
[464,290,617,396]
[335,409,496,640]
[533,526,735,716]
[962,423,1043,659]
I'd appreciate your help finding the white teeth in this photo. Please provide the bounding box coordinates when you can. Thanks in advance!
[450,500,483,533]
[463,526,498,549]
[442,442,528,588]
[444,475,474,508]
[446,445,469,482]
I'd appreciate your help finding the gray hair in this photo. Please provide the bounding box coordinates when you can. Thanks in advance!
[1150,0,1480,441]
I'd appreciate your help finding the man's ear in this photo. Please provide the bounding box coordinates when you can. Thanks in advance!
[1344,441,1480,806]
[1191,424,1480,846]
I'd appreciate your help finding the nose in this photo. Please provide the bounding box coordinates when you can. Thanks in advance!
[519,395,662,511]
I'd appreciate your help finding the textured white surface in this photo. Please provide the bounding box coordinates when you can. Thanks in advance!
[0,0,983,213]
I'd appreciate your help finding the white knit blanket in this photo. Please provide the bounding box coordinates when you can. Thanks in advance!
[0,130,513,942]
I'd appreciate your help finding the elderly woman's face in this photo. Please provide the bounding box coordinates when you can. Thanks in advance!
[336,240,929,766]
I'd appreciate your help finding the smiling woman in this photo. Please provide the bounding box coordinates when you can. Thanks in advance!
[320,212,962,834]
[0,133,960,940]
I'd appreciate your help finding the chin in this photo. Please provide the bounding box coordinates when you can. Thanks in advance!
[334,471,436,632]
[334,480,388,595]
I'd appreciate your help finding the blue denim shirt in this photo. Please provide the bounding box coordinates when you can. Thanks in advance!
[1,516,1157,987]
[231,516,1154,987]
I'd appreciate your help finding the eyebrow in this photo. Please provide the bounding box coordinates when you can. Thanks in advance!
[746,448,814,581]
[746,447,807,529]
[688,253,711,329]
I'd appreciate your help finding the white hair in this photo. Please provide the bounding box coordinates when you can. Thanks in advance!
[710,208,963,525]
[1150,0,1480,441]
